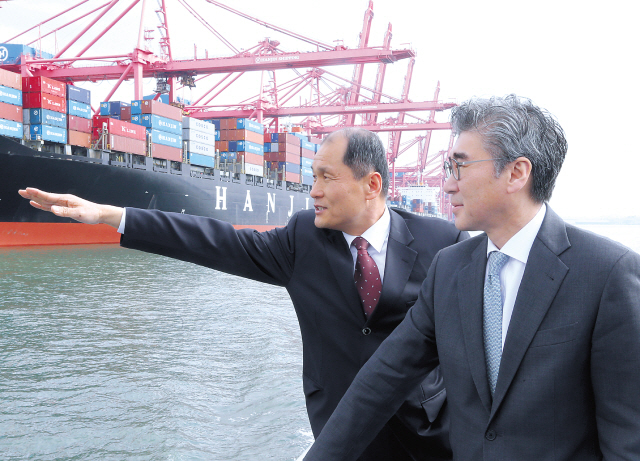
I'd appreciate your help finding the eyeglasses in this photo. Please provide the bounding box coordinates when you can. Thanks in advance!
[443,157,495,180]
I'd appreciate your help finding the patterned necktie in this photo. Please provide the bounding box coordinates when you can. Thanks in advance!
[483,251,510,396]
[353,237,382,317]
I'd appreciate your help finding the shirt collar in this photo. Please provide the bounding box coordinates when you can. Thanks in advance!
[487,203,547,264]
[343,206,391,253]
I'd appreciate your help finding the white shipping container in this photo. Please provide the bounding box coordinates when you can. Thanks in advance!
[182,117,217,136]
[184,139,215,157]
[182,128,216,144]
[22,109,29,125]
[244,162,263,177]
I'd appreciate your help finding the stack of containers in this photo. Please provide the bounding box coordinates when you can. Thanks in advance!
[92,110,146,156]
[22,76,67,144]
[410,198,425,213]
[131,99,183,162]
[66,85,92,148]
[99,101,129,120]
[227,118,264,176]
[0,68,23,140]
[299,137,315,185]
[182,117,217,168]
[265,132,301,182]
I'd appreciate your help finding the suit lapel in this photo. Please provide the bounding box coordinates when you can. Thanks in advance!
[369,210,417,325]
[490,207,570,416]
[457,237,493,413]
[322,229,366,321]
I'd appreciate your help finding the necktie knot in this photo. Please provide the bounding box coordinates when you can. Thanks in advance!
[353,236,369,252]
[487,251,509,276]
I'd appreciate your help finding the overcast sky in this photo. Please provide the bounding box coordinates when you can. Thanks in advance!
[2,0,638,219]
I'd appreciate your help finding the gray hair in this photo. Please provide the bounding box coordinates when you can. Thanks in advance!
[323,128,389,196]
[450,94,567,203]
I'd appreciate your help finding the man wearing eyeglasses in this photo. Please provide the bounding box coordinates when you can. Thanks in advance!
[304,95,640,461]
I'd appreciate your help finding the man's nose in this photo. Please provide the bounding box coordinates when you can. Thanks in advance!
[443,173,458,195]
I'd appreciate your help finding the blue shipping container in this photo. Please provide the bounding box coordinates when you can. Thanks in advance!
[0,118,22,138]
[139,114,182,135]
[29,108,66,128]
[131,100,142,114]
[278,161,300,174]
[100,101,129,116]
[207,119,221,130]
[301,175,313,186]
[66,84,91,104]
[235,140,264,155]
[67,100,91,119]
[219,151,237,161]
[0,44,51,65]
[30,124,67,143]
[300,139,315,151]
[189,152,216,168]
[150,129,182,149]
[301,156,313,168]
[264,142,272,153]
[301,166,313,176]
[0,85,22,106]
[235,118,263,134]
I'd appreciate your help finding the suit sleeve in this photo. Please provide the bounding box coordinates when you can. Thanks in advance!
[120,208,296,286]
[591,249,640,459]
[304,253,443,461]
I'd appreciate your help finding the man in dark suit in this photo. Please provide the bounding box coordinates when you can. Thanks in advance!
[20,128,467,460]
[304,96,640,461]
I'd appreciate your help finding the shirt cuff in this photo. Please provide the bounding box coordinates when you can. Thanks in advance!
[117,208,127,234]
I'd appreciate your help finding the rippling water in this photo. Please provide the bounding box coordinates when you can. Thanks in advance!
[1,224,638,460]
[0,245,312,460]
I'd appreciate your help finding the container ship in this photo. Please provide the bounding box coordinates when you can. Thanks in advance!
[0,68,316,246]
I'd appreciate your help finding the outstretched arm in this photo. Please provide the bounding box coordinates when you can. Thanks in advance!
[18,187,123,228]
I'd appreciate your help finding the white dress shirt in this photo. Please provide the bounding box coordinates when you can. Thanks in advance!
[486,204,546,348]
[117,208,127,234]
[343,206,391,284]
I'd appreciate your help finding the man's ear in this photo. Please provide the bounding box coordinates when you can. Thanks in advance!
[506,157,533,195]
[365,171,383,200]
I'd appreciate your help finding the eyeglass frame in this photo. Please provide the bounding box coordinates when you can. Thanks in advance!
[443,157,495,180]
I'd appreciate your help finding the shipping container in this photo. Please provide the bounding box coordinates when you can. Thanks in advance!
[235,118,263,134]
[107,134,146,155]
[270,171,301,182]
[0,68,22,90]
[219,129,231,141]
[229,128,263,145]
[149,129,182,149]
[140,99,182,121]
[244,162,263,177]
[234,140,264,155]
[0,101,22,123]
[301,147,315,159]
[131,100,142,114]
[67,100,92,119]
[66,84,91,104]
[182,128,216,144]
[277,141,301,155]
[0,85,22,106]
[100,101,129,116]
[0,43,52,65]
[237,151,263,165]
[68,115,92,133]
[29,108,66,128]
[23,92,66,113]
[150,142,182,162]
[219,151,237,161]
[22,76,66,98]
[68,130,92,148]
[271,132,301,146]
[136,113,182,135]
[207,119,221,130]
[0,118,22,139]
[215,140,228,152]
[92,116,146,141]
[29,124,67,143]
[301,156,313,168]
[300,139,315,151]
[188,152,216,168]
[182,117,217,136]
[265,151,300,163]
[184,139,215,157]
[301,175,313,186]
[120,106,131,121]
[301,166,313,176]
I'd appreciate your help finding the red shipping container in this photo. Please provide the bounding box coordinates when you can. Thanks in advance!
[150,143,182,162]
[220,118,235,130]
[92,116,146,141]
[232,129,263,144]
[284,171,300,182]
[237,152,263,165]
[309,136,323,144]
[0,68,22,90]
[108,134,146,155]
[23,92,67,113]
[22,76,66,98]
[277,133,301,147]
[68,130,92,148]
[68,115,92,133]
[0,101,22,123]
[301,147,315,159]
[215,140,229,151]
[140,99,182,121]
[265,151,300,163]
[263,132,272,143]
[277,142,300,155]
[120,106,131,121]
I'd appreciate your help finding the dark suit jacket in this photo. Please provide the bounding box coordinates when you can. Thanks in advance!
[305,206,640,461]
[120,207,467,460]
